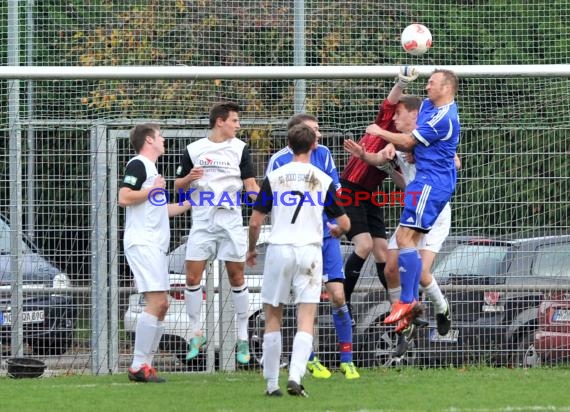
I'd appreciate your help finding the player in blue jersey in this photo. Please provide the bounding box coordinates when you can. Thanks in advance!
[265,113,359,380]
[364,69,460,331]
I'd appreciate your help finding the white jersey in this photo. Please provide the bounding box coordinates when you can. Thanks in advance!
[176,136,255,222]
[121,154,170,253]
[254,162,345,246]
[395,151,417,186]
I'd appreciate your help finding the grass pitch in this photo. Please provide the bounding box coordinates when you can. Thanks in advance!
[1,367,569,411]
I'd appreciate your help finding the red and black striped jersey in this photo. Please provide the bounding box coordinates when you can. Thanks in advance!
[340,99,397,192]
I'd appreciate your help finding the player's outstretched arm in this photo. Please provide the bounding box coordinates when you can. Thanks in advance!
[167,200,192,217]
[343,139,394,166]
[386,66,418,104]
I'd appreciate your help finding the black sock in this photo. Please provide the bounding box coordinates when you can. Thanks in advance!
[375,262,387,290]
[344,252,366,302]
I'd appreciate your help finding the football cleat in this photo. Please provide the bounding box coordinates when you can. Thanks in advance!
[236,339,251,364]
[339,362,360,379]
[306,356,331,379]
[287,380,309,397]
[394,317,411,334]
[436,298,452,336]
[186,335,207,361]
[127,364,166,383]
[385,300,422,324]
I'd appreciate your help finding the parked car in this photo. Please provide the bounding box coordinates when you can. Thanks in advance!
[413,234,570,367]
[0,214,76,356]
[534,291,570,365]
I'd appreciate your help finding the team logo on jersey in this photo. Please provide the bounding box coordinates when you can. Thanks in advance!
[176,166,182,175]
[124,175,137,185]
[199,157,231,167]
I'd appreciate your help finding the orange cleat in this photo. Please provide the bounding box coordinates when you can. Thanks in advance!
[394,317,410,334]
[384,300,419,324]
[127,364,165,383]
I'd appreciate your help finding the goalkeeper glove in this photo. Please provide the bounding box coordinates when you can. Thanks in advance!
[396,66,419,89]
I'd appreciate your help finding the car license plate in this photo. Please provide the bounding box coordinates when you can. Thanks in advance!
[553,309,570,322]
[1,310,45,326]
[482,304,505,312]
[430,328,459,343]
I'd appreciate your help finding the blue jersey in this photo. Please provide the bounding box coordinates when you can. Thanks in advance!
[411,99,460,191]
[266,145,341,238]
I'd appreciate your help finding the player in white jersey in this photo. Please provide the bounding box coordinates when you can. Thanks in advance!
[174,102,260,365]
[247,123,350,397]
[119,123,191,383]
[267,113,358,380]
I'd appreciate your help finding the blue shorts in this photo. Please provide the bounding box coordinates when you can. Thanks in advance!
[400,180,453,233]
[322,236,345,283]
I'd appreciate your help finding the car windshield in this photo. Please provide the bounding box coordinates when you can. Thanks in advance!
[432,244,508,281]
[0,215,36,256]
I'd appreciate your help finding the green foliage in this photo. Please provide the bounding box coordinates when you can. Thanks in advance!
[1,1,569,237]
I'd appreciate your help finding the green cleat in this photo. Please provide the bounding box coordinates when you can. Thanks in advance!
[186,335,207,361]
[306,356,331,379]
[236,339,251,364]
[339,362,360,379]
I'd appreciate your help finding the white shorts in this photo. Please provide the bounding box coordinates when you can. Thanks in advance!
[388,202,451,253]
[261,244,322,307]
[185,208,246,262]
[125,245,169,293]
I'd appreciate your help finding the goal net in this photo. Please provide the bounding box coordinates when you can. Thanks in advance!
[1,1,569,372]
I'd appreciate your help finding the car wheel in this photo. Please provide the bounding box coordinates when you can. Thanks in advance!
[509,332,539,367]
[357,316,417,367]
[248,311,265,368]
[247,310,288,369]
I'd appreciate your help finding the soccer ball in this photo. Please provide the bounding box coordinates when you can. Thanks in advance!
[401,24,432,56]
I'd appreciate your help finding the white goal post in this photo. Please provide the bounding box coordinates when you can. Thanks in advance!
[1,64,570,79]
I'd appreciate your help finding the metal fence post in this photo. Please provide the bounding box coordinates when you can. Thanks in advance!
[219,262,236,371]
[91,124,109,374]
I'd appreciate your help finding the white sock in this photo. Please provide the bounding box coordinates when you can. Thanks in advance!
[424,278,447,314]
[231,284,250,341]
[388,287,401,305]
[185,286,203,335]
[132,311,158,370]
[263,331,282,392]
[148,321,165,366]
[288,331,313,384]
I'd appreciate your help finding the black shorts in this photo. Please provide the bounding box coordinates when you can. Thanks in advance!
[340,180,387,241]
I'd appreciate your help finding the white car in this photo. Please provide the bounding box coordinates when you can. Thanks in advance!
[123,226,271,367]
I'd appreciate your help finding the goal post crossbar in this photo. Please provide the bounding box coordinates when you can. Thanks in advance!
[1,64,569,80]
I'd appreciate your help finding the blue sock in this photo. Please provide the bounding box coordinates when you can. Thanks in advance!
[308,351,315,361]
[398,248,421,303]
[413,250,423,300]
[332,304,353,363]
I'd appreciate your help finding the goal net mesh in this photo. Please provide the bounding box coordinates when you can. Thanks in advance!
[0,0,569,371]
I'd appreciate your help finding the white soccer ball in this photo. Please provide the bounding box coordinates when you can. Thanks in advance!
[401,24,433,56]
